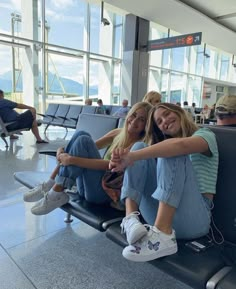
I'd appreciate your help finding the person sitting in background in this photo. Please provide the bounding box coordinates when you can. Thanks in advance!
[85,98,92,105]
[208,103,216,120]
[113,99,130,118]
[176,102,181,107]
[183,101,195,118]
[192,102,196,113]
[143,91,161,106]
[215,95,236,127]
[201,104,211,120]
[0,89,47,144]
[23,102,153,215]
[96,99,107,114]
[110,103,218,262]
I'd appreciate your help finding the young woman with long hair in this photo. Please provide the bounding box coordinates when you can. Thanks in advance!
[110,103,219,262]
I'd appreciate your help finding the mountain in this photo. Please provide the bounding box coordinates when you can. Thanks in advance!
[0,71,98,95]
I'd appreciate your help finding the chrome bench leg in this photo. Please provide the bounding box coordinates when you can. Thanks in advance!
[64,213,73,223]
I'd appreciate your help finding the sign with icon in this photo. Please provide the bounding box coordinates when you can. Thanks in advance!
[148,32,202,51]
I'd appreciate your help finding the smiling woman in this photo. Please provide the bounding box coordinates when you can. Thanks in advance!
[110,102,219,262]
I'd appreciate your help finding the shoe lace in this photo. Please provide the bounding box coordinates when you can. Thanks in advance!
[120,211,141,234]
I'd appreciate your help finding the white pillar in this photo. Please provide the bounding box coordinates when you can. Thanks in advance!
[21,0,39,108]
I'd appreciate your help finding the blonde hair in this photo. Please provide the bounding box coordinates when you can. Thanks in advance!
[145,103,198,143]
[143,91,162,105]
[107,102,153,154]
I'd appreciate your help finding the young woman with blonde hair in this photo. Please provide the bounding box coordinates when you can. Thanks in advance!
[110,103,219,262]
[23,102,153,215]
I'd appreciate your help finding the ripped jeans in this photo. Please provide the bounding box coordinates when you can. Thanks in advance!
[55,130,110,204]
[120,142,212,239]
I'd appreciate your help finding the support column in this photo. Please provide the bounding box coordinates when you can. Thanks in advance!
[121,14,149,105]
[21,0,39,108]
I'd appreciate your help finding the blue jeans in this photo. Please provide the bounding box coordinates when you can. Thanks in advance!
[121,142,212,239]
[55,130,110,204]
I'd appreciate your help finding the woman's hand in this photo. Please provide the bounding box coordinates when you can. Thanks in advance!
[56,147,64,161]
[58,153,71,166]
[109,148,133,172]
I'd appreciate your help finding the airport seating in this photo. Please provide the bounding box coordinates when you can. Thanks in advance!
[14,117,236,289]
[0,116,30,147]
[37,103,59,132]
[62,105,83,129]
[37,103,130,134]
[47,104,70,128]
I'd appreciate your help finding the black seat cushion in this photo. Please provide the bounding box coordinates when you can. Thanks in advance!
[61,199,125,231]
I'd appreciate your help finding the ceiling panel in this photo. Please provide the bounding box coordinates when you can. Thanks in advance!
[104,0,236,55]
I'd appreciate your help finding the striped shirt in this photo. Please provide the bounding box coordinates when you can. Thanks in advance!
[190,128,219,194]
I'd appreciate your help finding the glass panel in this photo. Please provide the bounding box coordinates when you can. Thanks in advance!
[89,59,111,104]
[0,1,21,35]
[171,47,185,72]
[90,3,115,57]
[170,72,186,104]
[45,0,86,49]
[0,45,13,93]
[112,62,121,104]
[160,71,169,102]
[113,15,123,58]
[187,75,202,107]
[47,52,84,101]
[148,68,162,93]
[195,45,204,76]
[219,54,229,81]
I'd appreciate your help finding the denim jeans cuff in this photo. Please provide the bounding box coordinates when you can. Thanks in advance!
[152,188,180,208]
[55,175,75,189]
[121,187,142,205]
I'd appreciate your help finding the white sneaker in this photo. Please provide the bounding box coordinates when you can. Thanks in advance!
[120,212,147,245]
[23,182,50,202]
[122,226,177,262]
[31,192,69,215]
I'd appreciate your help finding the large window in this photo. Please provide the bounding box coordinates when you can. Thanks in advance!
[45,0,86,50]
[148,22,236,107]
[0,0,124,109]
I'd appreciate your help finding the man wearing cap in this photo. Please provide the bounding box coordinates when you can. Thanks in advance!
[215,95,236,127]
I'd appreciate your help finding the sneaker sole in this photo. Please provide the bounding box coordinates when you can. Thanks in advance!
[23,193,44,202]
[122,245,178,262]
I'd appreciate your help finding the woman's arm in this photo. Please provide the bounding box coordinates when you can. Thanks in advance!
[58,153,109,170]
[57,128,122,170]
[110,135,209,171]
[131,136,209,160]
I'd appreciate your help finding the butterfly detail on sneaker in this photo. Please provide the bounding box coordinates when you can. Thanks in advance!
[147,240,160,251]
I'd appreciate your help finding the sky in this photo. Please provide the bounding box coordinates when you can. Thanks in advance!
[0,0,110,86]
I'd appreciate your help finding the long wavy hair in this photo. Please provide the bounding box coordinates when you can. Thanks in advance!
[143,90,162,105]
[107,101,153,154]
[144,103,198,144]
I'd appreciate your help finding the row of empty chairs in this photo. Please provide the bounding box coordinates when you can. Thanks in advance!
[38,103,125,133]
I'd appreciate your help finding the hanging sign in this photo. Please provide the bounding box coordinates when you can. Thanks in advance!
[148,32,202,51]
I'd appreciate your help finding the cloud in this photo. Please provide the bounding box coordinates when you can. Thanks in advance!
[48,54,83,82]
[50,0,76,10]
[0,0,21,11]
[46,7,83,24]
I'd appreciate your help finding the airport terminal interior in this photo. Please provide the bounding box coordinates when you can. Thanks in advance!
[0,0,236,288]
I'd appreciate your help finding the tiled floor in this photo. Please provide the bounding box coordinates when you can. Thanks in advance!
[0,126,192,289]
